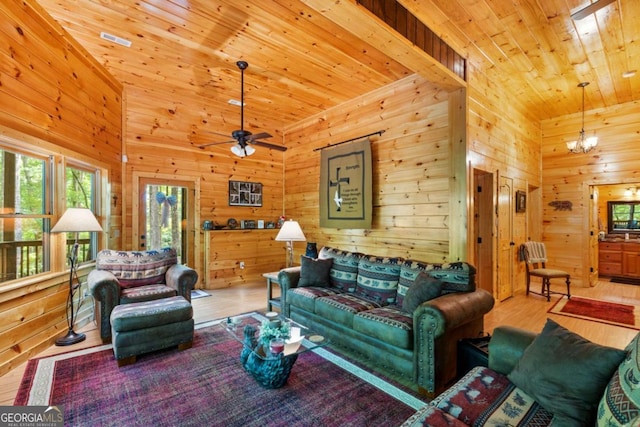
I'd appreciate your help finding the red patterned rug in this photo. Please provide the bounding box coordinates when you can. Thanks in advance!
[548,296,640,330]
[14,313,425,426]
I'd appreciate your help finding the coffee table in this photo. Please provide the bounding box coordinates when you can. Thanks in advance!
[221,313,329,388]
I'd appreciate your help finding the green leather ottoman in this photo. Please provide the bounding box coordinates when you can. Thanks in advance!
[110,296,194,366]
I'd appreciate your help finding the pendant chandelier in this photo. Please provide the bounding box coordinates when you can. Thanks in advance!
[567,82,598,154]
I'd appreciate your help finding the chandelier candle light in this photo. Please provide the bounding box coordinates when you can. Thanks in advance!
[275,219,306,267]
[567,82,598,154]
[50,208,103,346]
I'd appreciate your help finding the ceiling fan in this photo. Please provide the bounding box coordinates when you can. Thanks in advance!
[198,61,287,157]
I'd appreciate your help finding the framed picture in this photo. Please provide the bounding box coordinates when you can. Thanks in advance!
[516,190,526,213]
[229,180,262,207]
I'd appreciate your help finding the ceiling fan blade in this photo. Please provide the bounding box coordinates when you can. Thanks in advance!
[252,140,287,152]
[571,0,615,20]
[198,139,235,149]
[246,132,272,142]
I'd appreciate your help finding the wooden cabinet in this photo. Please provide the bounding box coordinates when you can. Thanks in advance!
[599,242,622,276]
[622,243,640,278]
[599,241,640,278]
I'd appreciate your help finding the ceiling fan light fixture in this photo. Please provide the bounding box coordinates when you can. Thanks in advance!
[567,82,598,154]
[231,143,255,157]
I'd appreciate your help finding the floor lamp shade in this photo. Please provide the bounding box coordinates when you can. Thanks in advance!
[51,208,102,346]
[275,220,306,267]
[51,207,103,233]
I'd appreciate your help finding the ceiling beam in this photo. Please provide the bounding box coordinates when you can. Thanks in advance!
[301,0,465,91]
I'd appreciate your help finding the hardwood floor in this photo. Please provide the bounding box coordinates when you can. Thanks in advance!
[2,278,639,405]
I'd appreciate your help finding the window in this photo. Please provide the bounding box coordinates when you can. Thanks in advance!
[0,144,100,284]
[64,164,99,264]
[607,201,640,233]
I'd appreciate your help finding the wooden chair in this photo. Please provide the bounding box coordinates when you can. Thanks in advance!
[521,241,570,301]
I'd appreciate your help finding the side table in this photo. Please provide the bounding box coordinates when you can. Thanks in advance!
[262,272,281,311]
[456,335,491,379]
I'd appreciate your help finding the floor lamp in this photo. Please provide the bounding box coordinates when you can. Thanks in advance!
[275,219,306,267]
[51,208,103,346]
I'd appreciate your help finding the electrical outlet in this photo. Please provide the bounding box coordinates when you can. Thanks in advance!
[239,261,245,269]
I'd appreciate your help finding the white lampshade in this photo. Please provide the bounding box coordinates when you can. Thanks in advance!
[51,208,103,233]
[275,220,306,242]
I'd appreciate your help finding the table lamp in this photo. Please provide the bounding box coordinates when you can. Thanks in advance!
[275,219,306,267]
[51,208,103,346]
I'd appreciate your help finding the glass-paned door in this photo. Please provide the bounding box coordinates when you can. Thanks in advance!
[139,181,188,263]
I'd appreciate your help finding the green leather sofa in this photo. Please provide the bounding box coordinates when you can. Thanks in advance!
[278,246,495,397]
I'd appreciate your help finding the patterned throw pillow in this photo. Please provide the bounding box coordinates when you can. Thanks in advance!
[319,246,362,292]
[426,262,477,293]
[354,255,402,305]
[96,248,177,288]
[397,260,429,307]
[597,332,640,426]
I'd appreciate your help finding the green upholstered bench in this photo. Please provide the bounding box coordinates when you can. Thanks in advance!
[110,295,194,366]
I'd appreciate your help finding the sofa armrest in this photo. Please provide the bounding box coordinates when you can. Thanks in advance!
[415,289,495,336]
[413,289,495,395]
[88,269,120,342]
[278,266,301,317]
[488,325,537,375]
[165,264,198,302]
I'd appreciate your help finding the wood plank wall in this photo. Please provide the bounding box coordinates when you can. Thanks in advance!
[542,100,640,287]
[282,74,466,263]
[122,83,286,288]
[0,0,123,376]
[464,61,543,296]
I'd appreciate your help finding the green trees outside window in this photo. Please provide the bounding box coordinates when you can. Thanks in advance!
[0,145,99,284]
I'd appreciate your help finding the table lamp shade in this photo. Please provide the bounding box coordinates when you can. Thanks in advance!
[275,220,306,242]
[51,208,103,233]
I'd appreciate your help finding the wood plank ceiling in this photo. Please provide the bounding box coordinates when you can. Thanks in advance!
[34,0,639,149]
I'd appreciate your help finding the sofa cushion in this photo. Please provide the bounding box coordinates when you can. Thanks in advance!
[507,319,626,426]
[401,272,443,313]
[426,366,553,426]
[287,286,342,313]
[401,405,469,427]
[426,262,477,293]
[355,255,402,305]
[397,260,429,307]
[119,284,177,304]
[315,293,382,327]
[96,248,177,288]
[298,256,333,287]
[597,332,640,426]
[319,246,363,292]
[353,305,413,349]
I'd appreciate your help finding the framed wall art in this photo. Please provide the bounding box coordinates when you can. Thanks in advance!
[229,180,262,207]
[515,190,526,213]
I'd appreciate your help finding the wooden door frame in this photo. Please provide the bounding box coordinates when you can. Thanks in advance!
[132,172,201,283]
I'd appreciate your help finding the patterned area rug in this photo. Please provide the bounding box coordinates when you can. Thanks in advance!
[548,296,640,330]
[15,313,425,426]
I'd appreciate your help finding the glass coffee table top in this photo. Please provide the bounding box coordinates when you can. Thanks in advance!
[222,312,328,358]
[221,312,330,388]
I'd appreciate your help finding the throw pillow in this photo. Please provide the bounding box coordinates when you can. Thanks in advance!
[507,318,626,426]
[402,272,443,313]
[298,256,333,287]
[597,332,640,426]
